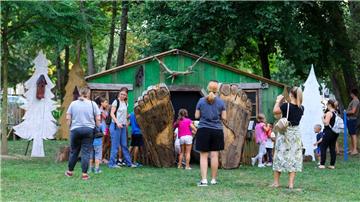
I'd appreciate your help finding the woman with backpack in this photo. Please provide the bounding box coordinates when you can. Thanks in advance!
[319,99,339,169]
[108,88,136,168]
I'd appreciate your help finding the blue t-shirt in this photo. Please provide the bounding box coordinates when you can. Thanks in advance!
[316,132,324,148]
[129,112,141,136]
[93,137,102,146]
[196,97,226,130]
[92,122,106,146]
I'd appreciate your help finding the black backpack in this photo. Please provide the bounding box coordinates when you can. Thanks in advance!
[105,99,120,125]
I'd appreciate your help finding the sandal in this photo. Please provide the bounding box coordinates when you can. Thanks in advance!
[269,183,280,188]
[327,166,335,169]
[82,174,90,180]
[287,186,302,192]
[65,171,73,177]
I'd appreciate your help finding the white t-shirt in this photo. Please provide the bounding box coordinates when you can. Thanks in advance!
[112,99,127,125]
[265,132,276,148]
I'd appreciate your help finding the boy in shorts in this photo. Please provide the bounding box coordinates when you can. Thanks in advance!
[313,124,324,165]
[129,111,143,166]
[90,136,103,174]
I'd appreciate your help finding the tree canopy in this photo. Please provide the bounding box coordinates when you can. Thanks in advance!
[1,1,359,103]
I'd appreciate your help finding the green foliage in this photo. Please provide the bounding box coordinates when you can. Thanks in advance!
[2,140,360,201]
[2,1,359,98]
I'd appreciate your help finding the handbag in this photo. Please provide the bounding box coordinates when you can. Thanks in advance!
[275,103,290,133]
[91,101,104,139]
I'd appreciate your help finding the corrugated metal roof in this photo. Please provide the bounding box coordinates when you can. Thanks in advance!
[85,49,286,88]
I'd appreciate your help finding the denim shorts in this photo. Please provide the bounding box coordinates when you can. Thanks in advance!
[179,135,193,145]
[90,145,102,160]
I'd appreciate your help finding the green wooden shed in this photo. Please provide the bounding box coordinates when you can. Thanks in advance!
[86,49,285,124]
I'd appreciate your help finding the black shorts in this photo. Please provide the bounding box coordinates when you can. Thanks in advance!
[195,127,224,152]
[347,119,357,135]
[131,135,144,147]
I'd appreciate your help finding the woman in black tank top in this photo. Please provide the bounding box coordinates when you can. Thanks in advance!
[319,99,339,169]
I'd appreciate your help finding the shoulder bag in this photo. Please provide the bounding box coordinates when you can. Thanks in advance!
[275,103,290,133]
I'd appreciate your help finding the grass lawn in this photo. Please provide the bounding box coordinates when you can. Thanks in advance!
[1,140,360,201]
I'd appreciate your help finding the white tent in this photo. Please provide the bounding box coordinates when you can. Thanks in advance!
[300,65,324,160]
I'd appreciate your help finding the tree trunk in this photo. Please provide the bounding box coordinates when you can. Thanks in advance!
[116,1,129,66]
[1,6,9,155]
[62,45,70,101]
[257,34,271,79]
[80,0,95,75]
[56,54,62,102]
[106,1,118,70]
[86,36,95,75]
[330,3,358,95]
[330,71,349,110]
[348,1,360,88]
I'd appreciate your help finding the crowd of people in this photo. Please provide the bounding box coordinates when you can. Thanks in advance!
[64,82,359,189]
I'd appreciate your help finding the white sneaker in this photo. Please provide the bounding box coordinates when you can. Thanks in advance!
[251,158,256,166]
[197,180,208,187]
[266,162,272,166]
[258,164,265,168]
[210,179,218,185]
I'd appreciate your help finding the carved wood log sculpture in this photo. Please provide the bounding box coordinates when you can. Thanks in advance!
[134,84,175,167]
[219,84,252,169]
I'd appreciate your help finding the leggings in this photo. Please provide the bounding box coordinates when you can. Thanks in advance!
[266,148,273,163]
[320,128,339,166]
[254,143,266,164]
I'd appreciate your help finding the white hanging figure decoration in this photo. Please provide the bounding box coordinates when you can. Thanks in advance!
[299,65,324,161]
[14,51,58,157]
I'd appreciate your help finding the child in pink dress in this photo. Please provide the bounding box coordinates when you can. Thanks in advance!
[251,114,269,168]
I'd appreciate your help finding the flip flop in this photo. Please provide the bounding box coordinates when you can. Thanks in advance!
[269,184,280,188]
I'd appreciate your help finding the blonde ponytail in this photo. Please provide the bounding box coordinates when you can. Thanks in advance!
[206,81,219,104]
[296,87,303,107]
[206,92,216,104]
[290,86,303,107]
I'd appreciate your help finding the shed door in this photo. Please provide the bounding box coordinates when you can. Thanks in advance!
[170,91,202,120]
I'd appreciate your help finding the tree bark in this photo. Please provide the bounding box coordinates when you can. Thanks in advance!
[56,54,62,102]
[330,71,349,110]
[1,6,9,155]
[60,45,70,101]
[329,3,358,95]
[106,1,118,70]
[257,34,271,79]
[86,36,95,75]
[116,1,129,66]
[348,1,360,88]
[80,0,95,75]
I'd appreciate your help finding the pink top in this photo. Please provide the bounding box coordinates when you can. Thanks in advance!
[174,118,193,138]
[255,122,267,144]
